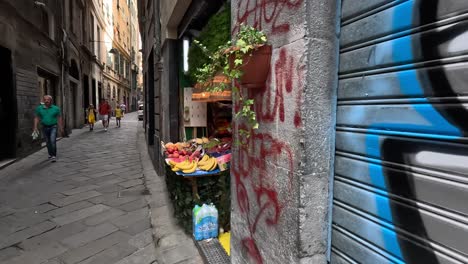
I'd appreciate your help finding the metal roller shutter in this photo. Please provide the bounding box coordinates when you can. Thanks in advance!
[331,1,468,263]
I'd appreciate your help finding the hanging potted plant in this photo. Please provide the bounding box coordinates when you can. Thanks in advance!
[193,25,271,132]
[224,25,271,88]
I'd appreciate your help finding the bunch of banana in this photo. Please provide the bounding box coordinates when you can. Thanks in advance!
[171,159,197,173]
[194,137,209,145]
[169,160,180,172]
[169,159,197,173]
[197,155,218,171]
[181,161,197,174]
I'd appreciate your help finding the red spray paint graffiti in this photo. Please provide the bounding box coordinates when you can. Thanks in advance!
[232,1,305,261]
[255,48,303,128]
[233,0,304,35]
[232,126,295,264]
[233,47,304,263]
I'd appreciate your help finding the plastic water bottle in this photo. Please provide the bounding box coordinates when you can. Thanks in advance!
[206,205,213,238]
[192,205,202,240]
[201,204,210,240]
[210,204,219,238]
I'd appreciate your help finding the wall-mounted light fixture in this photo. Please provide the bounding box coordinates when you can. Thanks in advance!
[34,1,46,7]
[183,37,189,73]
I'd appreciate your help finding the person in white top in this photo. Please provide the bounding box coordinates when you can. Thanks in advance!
[120,102,127,114]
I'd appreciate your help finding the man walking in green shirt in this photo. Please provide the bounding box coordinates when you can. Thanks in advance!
[33,95,63,162]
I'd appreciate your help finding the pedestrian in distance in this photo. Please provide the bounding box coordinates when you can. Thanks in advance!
[98,99,111,131]
[87,104,97,131]
[120,102,126,114]
[33,95,63,162]
[115,105,123,127]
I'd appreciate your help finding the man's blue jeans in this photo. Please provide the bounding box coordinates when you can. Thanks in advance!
[42,125,57,157]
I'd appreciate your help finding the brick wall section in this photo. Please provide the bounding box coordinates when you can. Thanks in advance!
[16,68,42,156]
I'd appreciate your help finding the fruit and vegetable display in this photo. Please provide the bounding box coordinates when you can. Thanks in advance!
[163,137,231,176]
[169,154,219,173]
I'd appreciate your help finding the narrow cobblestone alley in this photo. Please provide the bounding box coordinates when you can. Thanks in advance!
[0,113,158,264]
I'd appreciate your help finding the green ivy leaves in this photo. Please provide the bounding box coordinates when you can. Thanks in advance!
[192,24,268,135]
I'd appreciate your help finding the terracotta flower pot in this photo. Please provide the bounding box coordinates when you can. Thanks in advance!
[194,80,212,90]
[192,91,210,102]
[229,45,272,88]
[212,74,230,84]
[210,90,232,101]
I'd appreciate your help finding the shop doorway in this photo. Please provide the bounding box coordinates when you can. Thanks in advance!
[92,79,97,106]
[68,60,80,130]
[83,76,89,123]
[38,69,57,103]
[69,81,78,128]
[0,46,16,159]
[83,78,89,107]
[98,81,102,101]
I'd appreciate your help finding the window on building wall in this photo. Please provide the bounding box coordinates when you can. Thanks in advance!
[90,15,95,52]
[97,26,101,59]
[38,69,57,104]
[40,9,49,35]
[107,51,112,66]
[69,0,74,32]
[105,3,110,20]
[119,54,124,75]
[126,60,129,76]
[126,59,129,79]
[114,52,119,72]
[129,60,132,79]
[132,71,137,89]
[81,8,85,42]
[40,9,56,41]
[107,84,111,98]
[123,60,126,78]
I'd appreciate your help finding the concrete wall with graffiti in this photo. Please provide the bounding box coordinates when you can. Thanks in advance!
[332,0,468,263]
[230,0,341,263]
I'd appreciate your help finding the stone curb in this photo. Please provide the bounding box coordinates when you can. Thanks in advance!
[137,126,204,264]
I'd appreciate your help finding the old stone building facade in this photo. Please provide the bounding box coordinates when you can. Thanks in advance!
[0,0,140,162]
[0,0,65,160]
[102,0,140,112]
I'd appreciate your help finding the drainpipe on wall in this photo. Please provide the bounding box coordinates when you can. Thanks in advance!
[154,0,161,60]
[61,29,68,136]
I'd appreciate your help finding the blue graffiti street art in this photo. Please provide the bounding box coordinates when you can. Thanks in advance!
[332,0,468,263]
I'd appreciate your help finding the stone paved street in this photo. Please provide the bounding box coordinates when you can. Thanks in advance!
[0,113,157,264]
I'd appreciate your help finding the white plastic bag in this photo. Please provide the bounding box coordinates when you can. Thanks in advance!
[31,130,40,141]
